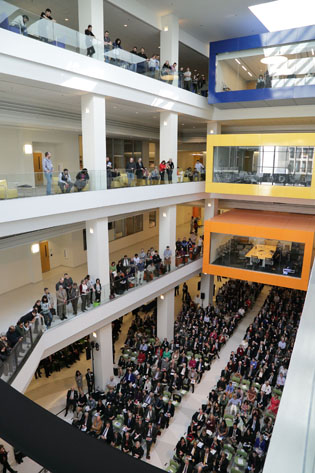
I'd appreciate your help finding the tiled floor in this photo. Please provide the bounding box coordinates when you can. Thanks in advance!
[0,222,194,332]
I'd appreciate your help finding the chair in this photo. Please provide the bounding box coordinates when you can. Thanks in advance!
[186,351,193,360]
[231,468,243,473]
[172,393,182,407]
[236,449,248,459]
[224,413,234,427]
[170,459,180,470]
[0,180,18,199]
[272,388,282,397]
[234,455,247,470]
[166,465,177,473]
[253,382,261,392]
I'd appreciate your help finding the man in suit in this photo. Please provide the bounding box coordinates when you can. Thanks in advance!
[199,446,213,471]
[162,400,175,428]
[100,421,114,444]
[133,418,145,443]
[85,368,94,394]
[65,387,78,416]
[227,422,242,447]
[145,422,157,459]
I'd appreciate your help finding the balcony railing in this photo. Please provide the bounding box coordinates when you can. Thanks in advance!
[0,168,205,200]
[0,0,205,93]
[0,253,202,383]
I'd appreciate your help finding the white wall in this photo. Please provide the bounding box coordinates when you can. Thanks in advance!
[0,244,42,296]
[48,231,86,269]
[0,126,80,186]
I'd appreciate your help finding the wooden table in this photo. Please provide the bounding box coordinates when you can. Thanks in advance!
[245,244,276,267]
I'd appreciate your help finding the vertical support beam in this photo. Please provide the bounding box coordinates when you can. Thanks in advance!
[157,290,174,341]
[207,121,221,135]
[200,198,218,306]
[81,94,106,190]
[78,0,104,60]
[160,14,179,71]
[93,324,113,391]
[86,218,110,299]
[160,111,178,182]
[159,205,176,268]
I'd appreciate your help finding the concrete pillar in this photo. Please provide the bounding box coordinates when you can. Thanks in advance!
[86,218,110,299]
[92,324,113,391]
[160,111,178,182]
[160,14,179,85]
[207,121,221,135]
[78,0,104,60]
[81,94,106,190]
[157,290,174,341]
[159,205,176,268]
[200,198,219,306]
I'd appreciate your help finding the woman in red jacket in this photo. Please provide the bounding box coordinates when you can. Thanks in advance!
[159,160,166,182]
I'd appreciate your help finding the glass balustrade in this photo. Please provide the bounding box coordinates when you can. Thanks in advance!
[0,168,205,200]
[0,0,206,93]
[0,252,202,383]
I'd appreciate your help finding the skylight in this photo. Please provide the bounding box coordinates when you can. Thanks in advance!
[249,0,315,32]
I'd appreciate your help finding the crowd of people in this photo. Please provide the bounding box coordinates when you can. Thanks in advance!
[172,286,304,473]
[0,233,203,374]
[5,8,208,95]
[61,279,262,462]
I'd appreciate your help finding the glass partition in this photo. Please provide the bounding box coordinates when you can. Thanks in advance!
[213,145,314,186]
[0,167,205,200]
[215,39,315,93]
[210,233,304,278]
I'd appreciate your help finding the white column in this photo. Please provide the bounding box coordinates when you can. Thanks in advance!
[78,0,104,60]
[81,94,106,190]
[160,111,178,182]
[159,205,176,268]
[86,218,110,299]
[160,14,179,78]
[92,324,113,391]
[207,121,221,135]
[200,198,218,306]
[157,290,174,341]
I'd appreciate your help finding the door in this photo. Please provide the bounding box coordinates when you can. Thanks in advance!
[33,152,43,186]
[40,241,50,273]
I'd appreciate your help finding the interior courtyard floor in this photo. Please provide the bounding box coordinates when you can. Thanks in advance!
[0,221,196,332]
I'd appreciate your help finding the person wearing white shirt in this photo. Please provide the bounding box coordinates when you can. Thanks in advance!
[261,381,271,396]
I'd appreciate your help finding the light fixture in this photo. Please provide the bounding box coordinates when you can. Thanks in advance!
[65,18,69,21]
[207,203,212,207]
[23,144,33,155]
[158,46,160,49]
[162,212,167,218]
[89,228,94,234]
[93,332,97,338]
[135,111,138,114]
[163,26,168,32]
[248,71,253,77]
[249,0,315,32]
[85,107,90,114]
[210,130,214,134]
[235,58,241,65]
[160,295,165,300]
[31,243,39,254]
[241,65,247,71]
[261,55,288,65]
[181,123,185,126]
[163,120,168,126]
[124,24,128,27]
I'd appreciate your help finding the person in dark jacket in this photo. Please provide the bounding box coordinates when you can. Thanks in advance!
[0,445,17,473]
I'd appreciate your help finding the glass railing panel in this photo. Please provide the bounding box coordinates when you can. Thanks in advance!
[0,0,206,94]
[0,321,44,383]
[0,253,202,383]
[0,168,205,200]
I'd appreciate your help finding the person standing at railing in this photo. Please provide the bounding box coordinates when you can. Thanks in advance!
[6,326,23,348]
[130,46,138,72]
[56,284,67,320]
[0,445,17,473]
[43,151,53,195]
[85,25,96,57]
[126,157,136,186]
[104,30,112,63]
[94,278,102,303]
[137,47,148,74]
[166,158,174,183]
[70,282,80,315]
[163,246,172,272]
[159,160,166,182]
[39,8,55,43]
[10,14,29,35]
[184,67,192,91]
[136,157,145,185]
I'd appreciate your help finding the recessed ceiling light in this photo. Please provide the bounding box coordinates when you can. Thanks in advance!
[65,18,69,21]
[163,26,168,32]
[235,59,241,65]
[124,24,128,27]
[135,111,138,114]
[158,46,160,49]
[181,123,185,125]
[241,65,247,71]
[261,55,288,65]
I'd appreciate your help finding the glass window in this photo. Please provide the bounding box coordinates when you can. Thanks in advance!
[134,215,143,233]
[213,145,313,186]
[210,233,304,278]
[215,39,315,93]
[114,219,124,239]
